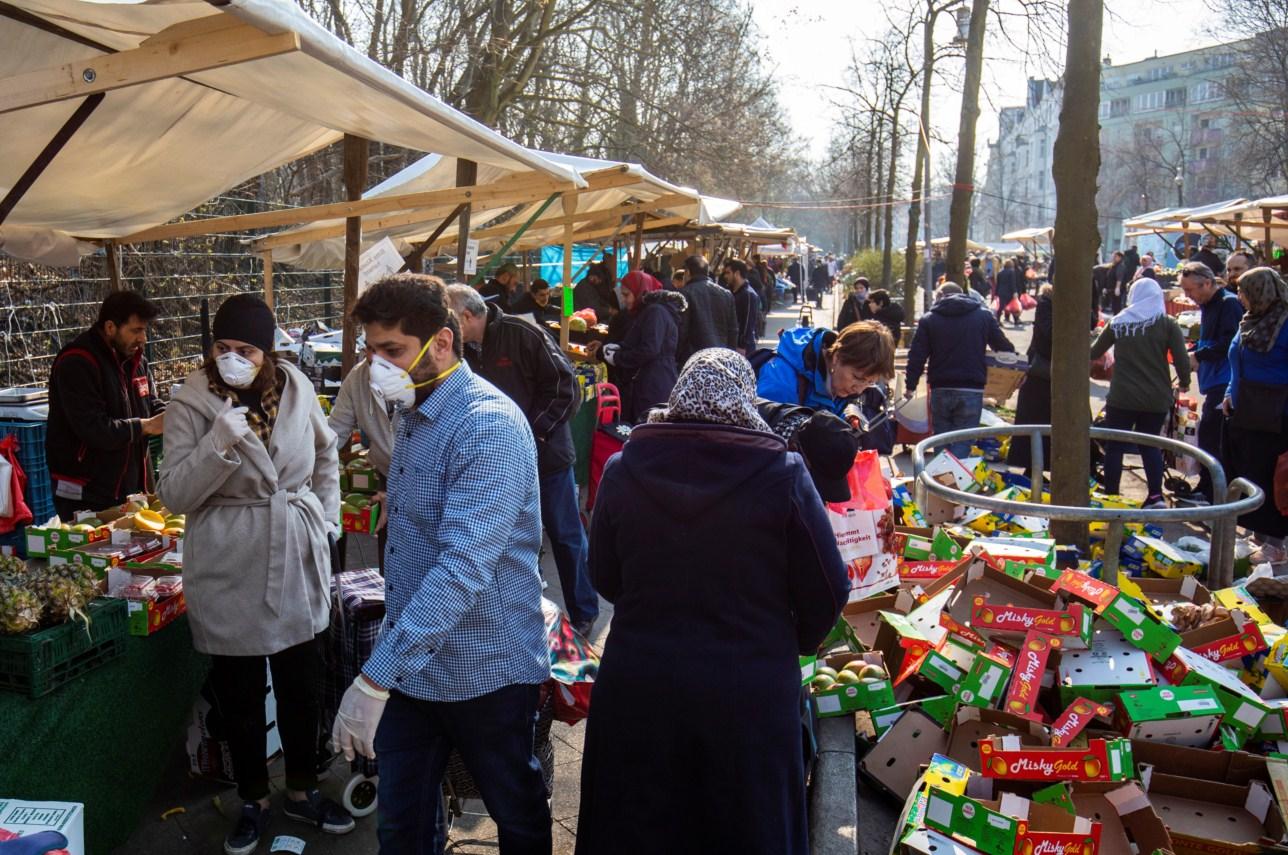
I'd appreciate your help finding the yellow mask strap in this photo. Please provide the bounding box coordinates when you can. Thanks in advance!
[410,358,461,389]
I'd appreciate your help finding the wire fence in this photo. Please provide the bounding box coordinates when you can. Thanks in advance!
[1,246,341,393]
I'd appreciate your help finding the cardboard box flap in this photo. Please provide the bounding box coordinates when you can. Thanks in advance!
[1129,739,1269,787]
[861,709,950,799]
[946,561,1059,626]
[1141,771,1285,847]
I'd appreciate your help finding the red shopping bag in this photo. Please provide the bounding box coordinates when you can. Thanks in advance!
[1020,293,1037,310]
[825,450,897,600]
[0,435,32,534]
[1090,349,1114,381]
[1006,296,1022,315]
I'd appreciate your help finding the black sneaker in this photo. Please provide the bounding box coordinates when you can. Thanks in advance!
[283,790,356,835]
[225,802,270,855]
[572,618,596,639]
[1173,490,1210,507]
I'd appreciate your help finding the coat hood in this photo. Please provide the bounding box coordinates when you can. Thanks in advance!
[931,293,986,317]
[642,289,687,314]
[617,422,786,518]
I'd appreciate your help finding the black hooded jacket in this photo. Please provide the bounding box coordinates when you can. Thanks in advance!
[465,303,580,474]
[905,293,1016,392]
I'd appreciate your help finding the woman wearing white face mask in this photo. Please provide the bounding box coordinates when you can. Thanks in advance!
[158,294,352,854]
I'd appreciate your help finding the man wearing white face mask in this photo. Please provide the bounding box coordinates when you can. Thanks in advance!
[159,294,351,854]
[336,274,552,854]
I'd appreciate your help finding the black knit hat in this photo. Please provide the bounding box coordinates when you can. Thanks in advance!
[795,412,861,503]
[212,293,276,355]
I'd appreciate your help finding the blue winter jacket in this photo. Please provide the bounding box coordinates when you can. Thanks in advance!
[1193,287,1243,394]
[905,293,1015,392]
[1228,321,1288,419]
[757,327,851,416]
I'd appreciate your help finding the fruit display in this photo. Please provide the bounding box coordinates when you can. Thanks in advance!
[1169,601,1230,633]
[810,660,889,692]
[0,561,101,635]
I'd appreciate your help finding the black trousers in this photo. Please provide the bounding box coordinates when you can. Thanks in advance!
[209,633,326,801]
[1195,387,1226,501]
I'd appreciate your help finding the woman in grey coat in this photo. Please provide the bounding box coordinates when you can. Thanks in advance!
[158,295,353,855]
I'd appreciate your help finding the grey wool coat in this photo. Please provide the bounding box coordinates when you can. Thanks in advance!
[158,363,340,656]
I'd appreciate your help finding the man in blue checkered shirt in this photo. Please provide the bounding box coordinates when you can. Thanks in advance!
[332,274,552,854]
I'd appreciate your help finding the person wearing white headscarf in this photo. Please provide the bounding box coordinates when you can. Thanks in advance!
[1090,277,1191,507]
[579,347,849,855]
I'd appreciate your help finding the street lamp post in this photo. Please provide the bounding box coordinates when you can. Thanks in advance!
[1174,168,1184,207]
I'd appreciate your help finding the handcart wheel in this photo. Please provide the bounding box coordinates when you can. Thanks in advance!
[342,773,379,817]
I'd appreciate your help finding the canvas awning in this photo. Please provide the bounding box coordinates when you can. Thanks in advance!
[0,0,582,263]
[257,151,732,269]
[1000,227,1054,245]
[907,236,993,253]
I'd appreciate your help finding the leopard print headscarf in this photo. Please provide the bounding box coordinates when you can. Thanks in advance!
[648,348,771,432]
[211,367,282,444]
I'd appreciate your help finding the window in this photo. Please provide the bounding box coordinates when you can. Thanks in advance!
[1200,118,1211,129]
[1165,87,1186,107]
[1099,101,1110,119]
[1199,147,1210,161]
[1110,97,1129,117]
[1192,81,1222,103]
[1134,91,1164,112]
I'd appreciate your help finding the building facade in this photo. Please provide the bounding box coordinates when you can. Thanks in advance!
[976,40,1254,251]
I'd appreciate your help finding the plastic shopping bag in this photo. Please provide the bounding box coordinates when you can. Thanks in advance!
[1020,293,1037,310]
[1090,349,1114,381]
[542,598,599,724]
[826,450,898,600]
[0,435,32,533]
[1006,296,1022,315]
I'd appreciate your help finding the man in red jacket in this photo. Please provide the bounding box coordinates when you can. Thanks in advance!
[46,291,166,519]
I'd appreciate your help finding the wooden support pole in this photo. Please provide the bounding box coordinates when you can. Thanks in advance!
[341,134,368,378]
[633,213,645,270]
[399,202,468,273]
[456,159,478,282]
[104,241,122,296]
[561,222,574,351]
[260,251,275,311]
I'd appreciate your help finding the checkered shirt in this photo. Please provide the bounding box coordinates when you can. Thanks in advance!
[361,361,551,702]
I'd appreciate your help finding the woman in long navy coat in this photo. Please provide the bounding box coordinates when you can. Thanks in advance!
[577,349,850,855]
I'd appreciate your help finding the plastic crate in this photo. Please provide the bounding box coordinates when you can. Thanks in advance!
[0,420,55,524]
[0,598,128,697]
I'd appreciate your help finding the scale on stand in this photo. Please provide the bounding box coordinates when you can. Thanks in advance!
[0,387,48,421]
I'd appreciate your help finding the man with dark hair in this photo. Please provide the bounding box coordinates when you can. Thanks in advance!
[444,284,598,636]
[1114,245,1140,313]
[573,263,618,319]
[904,283,1016,458]
[722,259,763,355]
[1225,250,1254,289]
[1192,235,1225,277]
[968,257,991,300]
[675,255,738,363]
[337,273,553,853]
[809,258,830,308]
[1176,261,1244,505]
[510,278,560,326]
[751,253,775,318]
[865,289,906,345]
[479,262,520,311]
[45,290,166,519]
[1092,254,1117,326]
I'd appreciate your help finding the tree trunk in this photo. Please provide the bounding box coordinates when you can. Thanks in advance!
[881,105,902,289]
[903,6,937,318]
[945,0,989,286]
[1049,0,1104,549]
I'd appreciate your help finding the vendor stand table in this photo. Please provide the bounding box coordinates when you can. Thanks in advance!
[0,616,208,853]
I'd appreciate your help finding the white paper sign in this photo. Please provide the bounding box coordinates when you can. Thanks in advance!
[463,239,480,275]
[358,237,404,293]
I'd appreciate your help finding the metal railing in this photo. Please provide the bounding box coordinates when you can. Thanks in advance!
[912,425,1264,587]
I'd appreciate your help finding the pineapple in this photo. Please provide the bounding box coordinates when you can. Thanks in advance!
[25,567,92,626]
[0,553,27,584]
[0,582,41,635]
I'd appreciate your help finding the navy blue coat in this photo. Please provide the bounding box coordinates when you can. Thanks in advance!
[995,267,1021,303]
[613,290,686,422]
[578,421,849,855]
[905,293,1016,392]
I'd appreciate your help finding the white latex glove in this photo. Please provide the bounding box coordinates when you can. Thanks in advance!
[211,398,251,452]
[332,675,389,761]
[602,343,621,366]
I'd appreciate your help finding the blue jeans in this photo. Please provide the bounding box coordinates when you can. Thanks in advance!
[540,466,599,626]
[930,388,985,458]
[375,683,551,855]
[1100,405,1168,498]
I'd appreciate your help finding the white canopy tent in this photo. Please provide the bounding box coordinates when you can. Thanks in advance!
[1126,197,1288,246]
[0,0,581,264]
[999,227,1054,252]
[258,151,737,268]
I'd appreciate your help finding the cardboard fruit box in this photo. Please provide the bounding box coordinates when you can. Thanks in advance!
[979,735,1134,783]
[944,560,1060,628]
[1139,769,1287,855]
[809,652,894,717]
[861,708,951,799]
[945,707,1049,770]
[1001,632,1062,721]
[341,502,381,535]
[971,597,1093,647]
[837,590,915,650]
[126,591,187,637]
[1069,783,1175,855]
[1159,646,1271,737]
[50,532,167,575]
[1057,628,1157,706]
[0,799,84,855]
[1114,685,1223,747]
[1180,610,1267,665]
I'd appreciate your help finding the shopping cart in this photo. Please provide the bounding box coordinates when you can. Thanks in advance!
[318,566,385,817]
[584,383,630,521]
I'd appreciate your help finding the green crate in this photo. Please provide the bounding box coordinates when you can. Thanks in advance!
[0,599,128,697]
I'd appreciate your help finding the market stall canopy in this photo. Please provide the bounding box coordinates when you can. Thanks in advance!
[0,0,581,263]
[259,150,725,268]
[999,227,1054,246]
[906,236,993,253]
[1122,200,1247,237]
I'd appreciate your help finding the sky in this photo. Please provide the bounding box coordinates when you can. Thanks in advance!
[751,0,1217,162]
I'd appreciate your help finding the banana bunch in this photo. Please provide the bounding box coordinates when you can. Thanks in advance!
[1170,601,1231,633]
